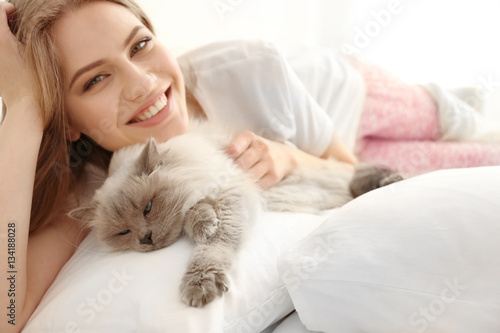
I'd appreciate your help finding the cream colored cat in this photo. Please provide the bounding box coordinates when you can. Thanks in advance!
[70,122,402,307]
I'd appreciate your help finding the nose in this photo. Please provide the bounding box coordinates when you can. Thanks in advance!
[140,231,153,245]
[122,63,155,102]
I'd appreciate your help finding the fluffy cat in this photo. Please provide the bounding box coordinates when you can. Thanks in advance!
[70,122,402,307]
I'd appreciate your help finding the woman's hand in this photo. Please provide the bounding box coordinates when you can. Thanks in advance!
[226,131,357,189]
[0,3,34,108]
[226,131,297,189]
[0,2,42,132]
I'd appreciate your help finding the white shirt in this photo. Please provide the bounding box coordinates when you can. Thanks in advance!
[178,40,366,156]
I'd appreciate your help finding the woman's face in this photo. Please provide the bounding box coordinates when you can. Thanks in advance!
[54,1,189,151]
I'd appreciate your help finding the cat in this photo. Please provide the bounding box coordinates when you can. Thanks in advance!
[69,122,402,307]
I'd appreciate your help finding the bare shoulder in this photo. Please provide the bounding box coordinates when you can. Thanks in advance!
[21,213,89,326]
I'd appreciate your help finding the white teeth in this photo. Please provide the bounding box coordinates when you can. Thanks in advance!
[149,106,158,116]
[132,93,168,123]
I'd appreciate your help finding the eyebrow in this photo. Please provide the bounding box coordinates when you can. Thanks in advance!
[68,25,145,90]
[123,26,144,48]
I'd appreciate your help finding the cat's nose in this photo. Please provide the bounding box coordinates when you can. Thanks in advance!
[140,231,153,245]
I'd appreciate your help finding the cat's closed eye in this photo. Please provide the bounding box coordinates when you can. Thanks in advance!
[144,200,152,216]
[118,230,130,236]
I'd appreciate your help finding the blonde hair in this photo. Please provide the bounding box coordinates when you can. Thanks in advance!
[7,0,155,233]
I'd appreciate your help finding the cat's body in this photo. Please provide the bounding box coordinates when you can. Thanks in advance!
[70,122,402,307]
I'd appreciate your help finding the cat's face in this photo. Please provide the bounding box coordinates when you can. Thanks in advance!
[91,175,189,252]
[70,139,191,252]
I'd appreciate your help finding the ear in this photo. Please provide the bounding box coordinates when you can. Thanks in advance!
[67,202,95,224]
[137,138,159,175]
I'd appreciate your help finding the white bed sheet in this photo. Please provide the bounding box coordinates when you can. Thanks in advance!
[270,312,320,333]
[23,166,500,332]
[279,166,500,333]
[23,211,326,333]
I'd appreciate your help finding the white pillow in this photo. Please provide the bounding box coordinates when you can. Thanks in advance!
[23,211,325,333]
[279,166,500,333]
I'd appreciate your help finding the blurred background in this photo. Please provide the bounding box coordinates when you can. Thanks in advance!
[137,0,500,121]
[2,0,500,121]
[136,0,499,84]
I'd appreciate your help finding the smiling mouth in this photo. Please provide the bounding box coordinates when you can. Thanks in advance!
[128,88,170,124]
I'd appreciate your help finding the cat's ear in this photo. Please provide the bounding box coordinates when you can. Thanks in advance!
[68,202,95,224]
[137,138,159,175]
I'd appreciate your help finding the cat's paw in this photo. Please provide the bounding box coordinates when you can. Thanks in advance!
[185,202,220,243]
[349,164,404,198]
[180,269,229,307]
[379,172,404,187]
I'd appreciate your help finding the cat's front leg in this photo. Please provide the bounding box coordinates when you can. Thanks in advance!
[180,243,231,307]
[184,200,220,244]
[181,191,248,307]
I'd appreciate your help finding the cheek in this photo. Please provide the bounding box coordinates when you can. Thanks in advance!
[66,95,108,131]
[66,95,124,149]
[155,218,184,249]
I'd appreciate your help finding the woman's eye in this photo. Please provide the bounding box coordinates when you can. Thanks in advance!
[84,74,105,91]
[131,37,151,56]
[144,200,152,216]
[118,230,131,236]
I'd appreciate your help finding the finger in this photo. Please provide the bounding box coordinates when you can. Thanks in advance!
[0,3,16,41]
[256,170,281,190]
[0,2,15,26]
[245,159,268,183]
[234,141,262,170]
[0,2,16,13]
[225,131,254,159]
[235,136,270,170]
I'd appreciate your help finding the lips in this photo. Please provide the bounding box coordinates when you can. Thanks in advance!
[130,94,168,123]
[127,87,171,125]
[126,87,174,128]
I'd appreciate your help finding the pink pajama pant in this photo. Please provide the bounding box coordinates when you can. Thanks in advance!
[354,63,500,174]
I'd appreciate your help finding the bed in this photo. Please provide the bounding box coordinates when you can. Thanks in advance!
[23,165,500,332]
[21,1,500,332]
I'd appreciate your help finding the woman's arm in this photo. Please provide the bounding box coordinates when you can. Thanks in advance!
[320,132,358,165]
[0,101,42,332]
[0,3,85,331]
[0,5,46,329]
[0,105,87,332]
[226,131,356,189]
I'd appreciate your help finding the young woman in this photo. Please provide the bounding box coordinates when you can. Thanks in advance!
[0,0,359,330]
[1,0,499,331]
